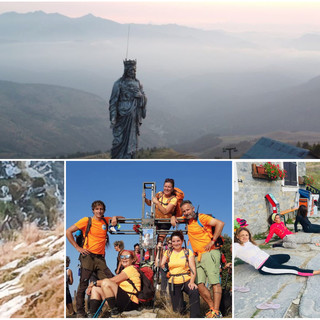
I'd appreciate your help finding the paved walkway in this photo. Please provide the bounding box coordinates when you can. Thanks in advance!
[234,220,320,318]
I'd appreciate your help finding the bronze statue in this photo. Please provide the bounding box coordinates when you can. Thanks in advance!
[109,60,147,159]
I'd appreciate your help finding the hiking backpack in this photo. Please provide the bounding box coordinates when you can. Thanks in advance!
[75,217,109,247]
[126,266,155,306]
[195,213,224,249]
[155,187,184,218]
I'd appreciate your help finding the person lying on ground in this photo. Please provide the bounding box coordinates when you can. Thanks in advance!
[264,213,320,248]
[161,231,200,318]
[294,205,320,233]
[235,227,320,276]
[86,250,141,317]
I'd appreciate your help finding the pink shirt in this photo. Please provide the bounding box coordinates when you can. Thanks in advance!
[265,222,293,243]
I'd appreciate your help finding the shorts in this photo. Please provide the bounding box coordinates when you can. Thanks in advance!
[195,250,220,285]
[66,286,72,304]
[116,287,140,312]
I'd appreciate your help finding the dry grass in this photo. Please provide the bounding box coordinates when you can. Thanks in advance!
[21,222,42,245]
[0,222,64,318]
[13,259,64,318]
[53,220,64,237]
[0,240,17,267]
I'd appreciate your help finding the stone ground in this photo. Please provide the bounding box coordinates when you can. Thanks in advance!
[234,218,320,318]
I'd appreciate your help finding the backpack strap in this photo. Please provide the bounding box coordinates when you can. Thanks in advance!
[82,217,92,247]
[197,213,214,241]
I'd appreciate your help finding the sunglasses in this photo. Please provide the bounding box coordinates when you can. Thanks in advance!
[120,254,132,260]
[168,242,172,245]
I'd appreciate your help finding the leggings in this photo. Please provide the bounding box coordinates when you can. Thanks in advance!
[258,254,314,277]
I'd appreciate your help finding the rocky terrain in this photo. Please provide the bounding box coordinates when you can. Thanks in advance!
[0,161,64,318]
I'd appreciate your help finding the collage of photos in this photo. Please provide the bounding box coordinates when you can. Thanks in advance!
[1,1,320,319]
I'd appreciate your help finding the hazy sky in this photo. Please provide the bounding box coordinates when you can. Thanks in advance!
[1,0,320,33]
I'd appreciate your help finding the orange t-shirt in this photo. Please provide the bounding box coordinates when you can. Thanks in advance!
[187,214,214,256]
[75,217,110,255]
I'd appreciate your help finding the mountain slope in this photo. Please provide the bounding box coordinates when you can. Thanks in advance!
[0,80,112,157]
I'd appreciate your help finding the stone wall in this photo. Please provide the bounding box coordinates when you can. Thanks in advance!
[234,161,305,235]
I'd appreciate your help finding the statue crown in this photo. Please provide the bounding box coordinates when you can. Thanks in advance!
[123,59,137,68]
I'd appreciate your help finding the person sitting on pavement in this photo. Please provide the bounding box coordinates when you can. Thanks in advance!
[161,231,200,318]
[235,227,320,276]
[294,205,320,233]
[86,250,141,316]
[265,213,320,248]
[66,200,118,318]
[181,200,225,319]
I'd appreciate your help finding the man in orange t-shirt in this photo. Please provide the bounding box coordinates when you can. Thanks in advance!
[181,200,225,319]
[66,200,118,317]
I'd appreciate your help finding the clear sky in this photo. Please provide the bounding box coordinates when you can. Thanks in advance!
[66,160,232,295]
[1,1,320,33]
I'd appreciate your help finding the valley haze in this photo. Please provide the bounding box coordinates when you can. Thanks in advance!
[0,1,320,158]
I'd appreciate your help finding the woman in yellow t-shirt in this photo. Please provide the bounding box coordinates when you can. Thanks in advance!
[86,250,140,316]
[144,178,178,243]
[161,231,200,318]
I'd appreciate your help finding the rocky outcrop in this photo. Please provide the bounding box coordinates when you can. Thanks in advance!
[0,161,64,238]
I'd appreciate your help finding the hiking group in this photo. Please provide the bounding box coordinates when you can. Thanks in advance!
[66,178,229,318]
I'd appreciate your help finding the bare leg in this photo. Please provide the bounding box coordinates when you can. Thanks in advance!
[101,279,119,298]
[91,286,105,300]
[212,283,222,311]
[197,283,214,309]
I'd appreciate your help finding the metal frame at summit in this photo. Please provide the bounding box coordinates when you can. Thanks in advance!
[114,182,187,263]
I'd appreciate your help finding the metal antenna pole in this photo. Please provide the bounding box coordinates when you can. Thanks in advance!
[126,24,131,60]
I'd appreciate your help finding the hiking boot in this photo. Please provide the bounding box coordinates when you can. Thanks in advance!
[110,307,120,317]
[205,309,223,318]
[76,312,87,318]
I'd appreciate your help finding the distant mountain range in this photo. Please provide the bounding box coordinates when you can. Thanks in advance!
[0,11,254,47]
[1,11,320,158]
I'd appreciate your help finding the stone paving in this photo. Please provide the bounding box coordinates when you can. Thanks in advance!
[234,222,320,318]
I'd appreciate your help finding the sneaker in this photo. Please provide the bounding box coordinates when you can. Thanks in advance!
[205,309,223,318]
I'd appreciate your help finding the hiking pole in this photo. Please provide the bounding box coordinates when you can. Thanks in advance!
[93,298,106,318]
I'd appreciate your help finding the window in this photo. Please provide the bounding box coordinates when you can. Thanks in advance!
[283,162,298,187]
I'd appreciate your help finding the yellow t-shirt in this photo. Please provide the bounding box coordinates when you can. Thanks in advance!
[75,217,110,255]
[119,265,141,304]
[164,249,193,284]
[187,214,214,256]
[155,193,177,218]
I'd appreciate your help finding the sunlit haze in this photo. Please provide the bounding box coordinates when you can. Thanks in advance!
[1,1,320,34]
